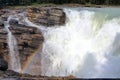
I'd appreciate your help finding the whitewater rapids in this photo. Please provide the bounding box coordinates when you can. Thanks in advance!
[8,8,120,78]
[40,9,120,78]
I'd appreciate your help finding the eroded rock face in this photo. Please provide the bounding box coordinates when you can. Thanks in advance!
[0,9,25,21]
[9,19,44,68]
[0,7,66,74]
[27,7,66,26]
[0,19,9,63]
[0,8,44,73]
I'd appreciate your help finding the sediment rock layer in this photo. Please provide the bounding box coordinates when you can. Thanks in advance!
[0,7,66,75]
[27,7,66,26]
[9,19,44,68]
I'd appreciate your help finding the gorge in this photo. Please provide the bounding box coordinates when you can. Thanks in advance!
[0,7,120,79]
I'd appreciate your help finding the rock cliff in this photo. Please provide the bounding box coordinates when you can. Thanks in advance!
[0,7,66,75]
[9,19,44,69]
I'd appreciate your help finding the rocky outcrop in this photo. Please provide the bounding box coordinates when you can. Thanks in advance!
[9,19,44,68]
[0,18,9,65]
[0,7,66,75]
[0,20,8,72]
[27,7,66,26]
[0,9,25,21]
[0,8,44,73]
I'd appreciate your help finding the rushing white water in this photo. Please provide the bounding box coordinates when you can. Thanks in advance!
[4,16,21,73]
[16,8,120,78]
[40,9,120,78]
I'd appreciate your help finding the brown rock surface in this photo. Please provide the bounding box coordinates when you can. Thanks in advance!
[27,7,66,26]
[0,7,66,75]
[9,19,44,69]
[0,19,8,62]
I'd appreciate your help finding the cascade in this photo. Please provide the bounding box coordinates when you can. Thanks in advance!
[23,9,120,78]
[4,16,21,73]
[5,8,120,78]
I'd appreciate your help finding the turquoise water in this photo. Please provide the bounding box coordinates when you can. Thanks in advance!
[64,7,120,19]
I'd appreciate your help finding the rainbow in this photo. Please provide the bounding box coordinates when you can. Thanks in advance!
[21,47,41,73]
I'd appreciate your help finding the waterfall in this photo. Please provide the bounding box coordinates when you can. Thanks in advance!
[4,16,21,73]
[10,8,120,78]
[38,9,120,78]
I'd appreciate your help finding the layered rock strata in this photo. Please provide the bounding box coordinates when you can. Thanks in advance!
[0,7,66,75]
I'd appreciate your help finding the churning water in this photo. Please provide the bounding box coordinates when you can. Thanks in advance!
[5,7,120,78]
[40,8,120,78]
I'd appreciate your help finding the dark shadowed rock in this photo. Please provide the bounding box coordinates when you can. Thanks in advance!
[0,20,7,35]
[0,58,8,71]
[4,70,20,77]
[0,20,4,27]
[9,19,18,25]
[27,7,66,26]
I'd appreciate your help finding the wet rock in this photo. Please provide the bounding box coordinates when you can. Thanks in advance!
[0,29,7,34]
[0,58,8,71]
[0,9,25,21]
[0,21,7,35]
[9,19,44,69]
[0,19,9,63]
[0,7,66,75]
[27,7,66,26]
[9,19,18,25]
[0,20,4,27]
[0,9,11,21]
[4,70,20,77]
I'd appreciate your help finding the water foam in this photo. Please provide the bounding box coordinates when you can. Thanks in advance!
[11,8,120,78]
[40,9,120,78]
